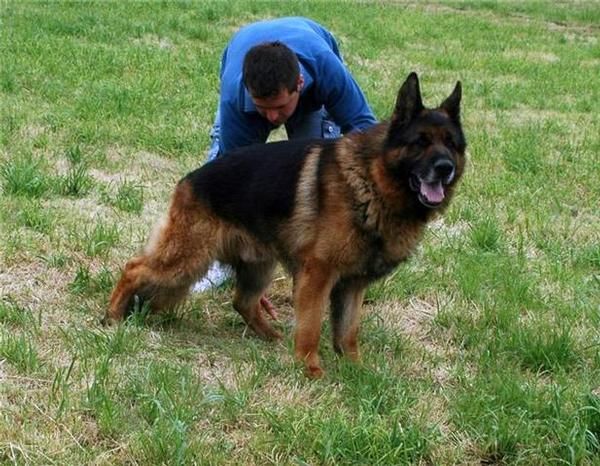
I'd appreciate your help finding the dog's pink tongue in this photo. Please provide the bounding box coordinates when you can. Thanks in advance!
[421,181,445,204]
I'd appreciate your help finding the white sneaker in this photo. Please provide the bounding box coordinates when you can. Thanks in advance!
[193,261,233,292]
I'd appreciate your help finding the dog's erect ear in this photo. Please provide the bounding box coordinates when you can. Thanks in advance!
[391,72,424,130]
[440,81,462,122]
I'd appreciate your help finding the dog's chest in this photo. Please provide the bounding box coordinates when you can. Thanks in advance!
[362,251,400,280]
[356,235,403,281]
[355,223,423,281]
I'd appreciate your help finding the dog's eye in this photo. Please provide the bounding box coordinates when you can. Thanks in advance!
[444,133,456,149]
[415,134,431,147]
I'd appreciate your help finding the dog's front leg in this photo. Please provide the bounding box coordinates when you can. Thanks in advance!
[330,278,368,361]
[293,258,338,378]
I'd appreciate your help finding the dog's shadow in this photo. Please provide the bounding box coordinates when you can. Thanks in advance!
[121,284,295,348]
[109,283,411,385]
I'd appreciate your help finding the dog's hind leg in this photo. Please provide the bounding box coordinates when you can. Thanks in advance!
[103,180,215,324]
[232,259,281,341]
[330,278,367,361]
[104,255,148,323]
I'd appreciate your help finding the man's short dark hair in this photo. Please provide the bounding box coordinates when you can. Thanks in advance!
[242,41,300,98]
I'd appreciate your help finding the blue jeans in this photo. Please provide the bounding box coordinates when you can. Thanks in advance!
[207,108,341,161]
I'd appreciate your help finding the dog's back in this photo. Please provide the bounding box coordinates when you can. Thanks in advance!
[184,138,325,242]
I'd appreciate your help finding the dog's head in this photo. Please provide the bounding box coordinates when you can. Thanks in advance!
[384,72,466,210]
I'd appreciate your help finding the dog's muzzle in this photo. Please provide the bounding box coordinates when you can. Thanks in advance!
[410,158,456,208]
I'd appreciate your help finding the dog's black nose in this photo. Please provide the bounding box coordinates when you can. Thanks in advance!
[433,158,455,180]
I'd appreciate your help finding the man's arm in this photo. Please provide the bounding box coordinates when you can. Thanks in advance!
[218,100,270,155]
[315,51,377,133]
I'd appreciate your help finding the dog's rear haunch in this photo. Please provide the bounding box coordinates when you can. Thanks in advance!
[105,73,466,378]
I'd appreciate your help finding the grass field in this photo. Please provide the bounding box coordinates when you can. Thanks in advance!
[1,1,599,464]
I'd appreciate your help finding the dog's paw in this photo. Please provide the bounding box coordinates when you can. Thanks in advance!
[250,321,283,342]
[100,315,118,327]
[267,328,283,342]
[306,364,325,379]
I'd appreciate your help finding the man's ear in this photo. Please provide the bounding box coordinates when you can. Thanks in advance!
[297,74,305,93]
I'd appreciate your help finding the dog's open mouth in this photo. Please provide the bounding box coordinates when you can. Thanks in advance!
[410,175,446,208]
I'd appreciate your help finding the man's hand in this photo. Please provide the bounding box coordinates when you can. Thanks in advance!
[260,295,278,320]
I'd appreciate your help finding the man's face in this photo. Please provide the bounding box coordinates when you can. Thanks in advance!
[252,88,300,126]
[250,75,304,126]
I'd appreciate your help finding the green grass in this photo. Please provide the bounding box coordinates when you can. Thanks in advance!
[0,332,41,374]
[1,153,52,198]
[100,180,145,214]
[1,1,599,464]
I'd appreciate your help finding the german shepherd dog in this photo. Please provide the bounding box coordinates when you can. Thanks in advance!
[105,73,466,378]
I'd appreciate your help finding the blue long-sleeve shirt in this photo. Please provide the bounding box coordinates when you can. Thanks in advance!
[217,17,377,154]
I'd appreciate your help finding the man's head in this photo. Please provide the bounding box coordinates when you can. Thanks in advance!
[243,41,304,126]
